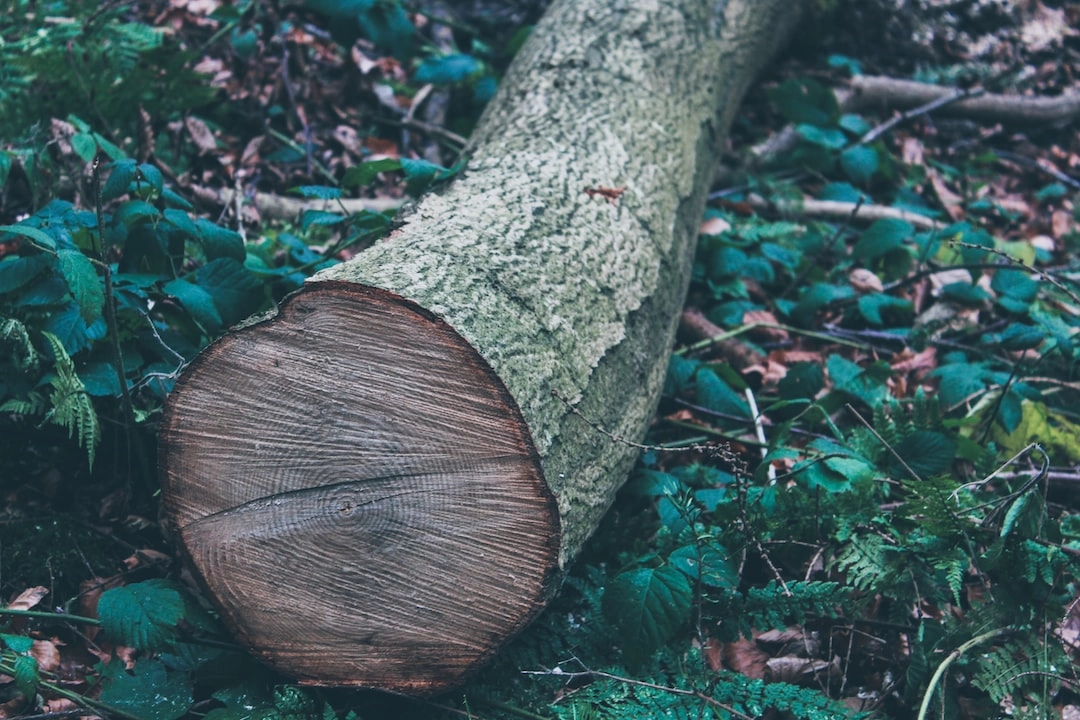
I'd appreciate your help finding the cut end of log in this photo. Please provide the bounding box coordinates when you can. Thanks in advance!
[159,282,560,693]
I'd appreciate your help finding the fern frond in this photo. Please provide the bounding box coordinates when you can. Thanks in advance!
[40,332,100,468]
[0,391,48,417]
[970,634,1070,706]
[0,317,40,373]
[833,534,891,593]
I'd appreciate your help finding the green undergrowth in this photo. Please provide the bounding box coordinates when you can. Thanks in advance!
[2,3,1080,719]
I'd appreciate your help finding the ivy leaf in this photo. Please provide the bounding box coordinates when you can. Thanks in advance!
[98,658,193,720]
[97,579,185,651]
[602,565,692,669]
[57,249,104,324]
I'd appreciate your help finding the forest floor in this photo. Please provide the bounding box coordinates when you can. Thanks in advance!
[2,1,1080,719]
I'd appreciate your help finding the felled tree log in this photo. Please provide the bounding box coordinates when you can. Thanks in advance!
[159,0,805,694]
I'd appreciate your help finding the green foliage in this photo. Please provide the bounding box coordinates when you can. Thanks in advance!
[0,1,214,140]
[98,579,187,651]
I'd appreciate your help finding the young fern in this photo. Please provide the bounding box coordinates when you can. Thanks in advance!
[969,633,1071,706]
[37,332,100,468]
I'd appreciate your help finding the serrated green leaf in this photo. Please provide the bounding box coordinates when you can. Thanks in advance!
[890,430,957,479]
[300,210,345,232]
[852,218,913,261]
[602,565,692,669]
[820,181,864,203]
[1000,490,1043,540]
[664,354,697,395]
[137,163,164,195]
[940,281,991,305]
[13,653,38,700]
[341,158,401,188]
[840,145,879,185]
[98,579,185,651]
[164,278,223,333]
[839,113,871,135]
[794,458,852,493]
[0,224,58,252]
[193,257,264,327]
[0,254,54,294]
[669,542,737,588]
[71,133,99,162]
[102,159,138,202]
[195,218,246,262]
[99,658,193,720]
[114,199,160,227]
[58,249,104,324]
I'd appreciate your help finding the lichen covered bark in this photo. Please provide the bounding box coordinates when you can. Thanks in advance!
[313,0,803,565]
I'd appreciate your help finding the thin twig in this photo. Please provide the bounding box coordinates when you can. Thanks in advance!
[949,239,1080,307]
[845,403,923,483]
[859,87,984,145]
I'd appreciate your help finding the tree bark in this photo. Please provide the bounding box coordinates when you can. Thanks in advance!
[159,0,805,695]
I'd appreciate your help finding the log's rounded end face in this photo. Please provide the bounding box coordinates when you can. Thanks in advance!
[159,282,560,694]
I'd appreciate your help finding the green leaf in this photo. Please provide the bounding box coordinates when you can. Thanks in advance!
[401,158,448,196]
[856,293,913,327]
[1000,490,1043,540]
[602,565,692,669]
[300,210,346,232]
[839,113,871,135]
[664,355,697,395]
[890,430,957,479]
[1,633,34,653]
[164,278,223,333]
[102,159,138,202]
[99,658,193,720]
[291,185,342,200]
[341,158,401,188]
[796,124,847,149]
[840,145,879,185]
[13,653,38,700]
[852,218,913,261]
[58,249,104,324]
[778,362,824,400]
[98,579,185,651]
[793,458,852,493]
[196,219,246,262]
[414,54,480,85]
[768,78,840,128]
[940,281,991,305]
[669,543,737,589]
[0,224,58,252]
[0,153,10,187]
[820,182,864,203]
[193,258,265,327]
[696,368,749,419]
[71,133,99,162]
[826,354,887,407]
[0,254,54,294]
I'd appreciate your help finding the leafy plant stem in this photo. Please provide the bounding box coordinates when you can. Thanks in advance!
[916,628,1012,720]
[92,157,147,481]
[0,608,100,624]
[0,659,143,720]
